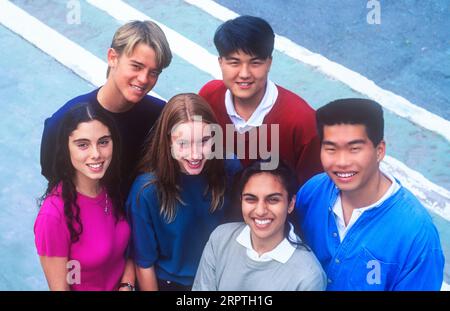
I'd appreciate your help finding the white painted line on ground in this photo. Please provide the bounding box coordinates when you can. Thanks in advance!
[87,0,222,79]
[0,0,162,99]
[184,0,450,143]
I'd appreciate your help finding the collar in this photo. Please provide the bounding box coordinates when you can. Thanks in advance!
[332,169,400,224]
[236,223,297,263]
[224,80,278,133]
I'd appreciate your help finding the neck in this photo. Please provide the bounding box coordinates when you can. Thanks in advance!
[341,170,391,210]
[233,83,268,121]
[250,231,283,256]
[74,176,102,198]
[97,83,133,113]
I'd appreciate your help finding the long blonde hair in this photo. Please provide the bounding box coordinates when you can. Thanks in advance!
[137,93,226,222]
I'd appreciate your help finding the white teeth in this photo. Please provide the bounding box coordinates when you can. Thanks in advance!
[238,82,250,86]
[87,163,102,169]
[131,85,144,91]
[255,219,271,225]
[188,160,200,165]
[336,172,356,178]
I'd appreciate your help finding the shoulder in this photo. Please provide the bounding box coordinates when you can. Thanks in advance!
[199,80,226,99]
[129,173,157,194]
[210,222,245,244]
[39,190,65,221]
[389,186,438,237]
[301,173,332,193]
[275,85,315,114]
[45,89,98,125]
[224,158,243,176]
[136,94,166,112]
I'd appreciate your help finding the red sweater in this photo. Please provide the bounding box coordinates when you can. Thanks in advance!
[199,80,322,187]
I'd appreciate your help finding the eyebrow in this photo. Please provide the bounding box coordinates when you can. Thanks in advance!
[130,60,145,67]
[242,193,283,198]
[224,56,263,61]
[72,135,111,143]
[322,139,366,146]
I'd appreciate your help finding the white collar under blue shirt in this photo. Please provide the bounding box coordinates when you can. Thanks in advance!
[225,80,278,134]
[333,170,400,242]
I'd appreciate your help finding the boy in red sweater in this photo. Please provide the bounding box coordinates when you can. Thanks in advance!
[199,15,322,188]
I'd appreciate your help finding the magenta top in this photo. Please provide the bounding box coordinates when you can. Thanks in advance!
[34,185,130,291]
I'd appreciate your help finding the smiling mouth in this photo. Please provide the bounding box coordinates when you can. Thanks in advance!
[236,82,253,88]
[130,84,145,92]
[185,159,202,169]
[334,172,357,178]
[87,162,104,172]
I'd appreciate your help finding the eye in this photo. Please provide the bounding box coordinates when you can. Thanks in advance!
[201,136,211,144]
[178,140,188,148]
[243,196,257,204]
[350,146,361,152]
[131,64,140,70]
[267,197,280,204]
[149,70,161,78]
[251,60,263,66]
[99,138,111,147]
[76,142,88,149]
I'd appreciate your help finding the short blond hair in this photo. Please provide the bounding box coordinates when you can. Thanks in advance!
[107,20,172,76]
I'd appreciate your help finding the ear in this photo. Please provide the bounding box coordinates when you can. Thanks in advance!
[375,140,386,163]
[107,48,119,68]
[287,194,296,214]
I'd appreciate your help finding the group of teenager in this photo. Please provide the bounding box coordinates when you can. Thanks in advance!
[34,16,444,291]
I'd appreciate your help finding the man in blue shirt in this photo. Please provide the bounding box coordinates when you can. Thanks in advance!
[295,98,444,290]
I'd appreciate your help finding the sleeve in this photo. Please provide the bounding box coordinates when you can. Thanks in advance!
[34,199,71,257]
[393,223,445,290]
[192,233,218,291]
[126,177,159,268]
[40,116,58,181]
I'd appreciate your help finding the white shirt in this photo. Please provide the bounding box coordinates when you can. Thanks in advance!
[333,170,401,242]
[236,223,297,263]
[224,80,278,134]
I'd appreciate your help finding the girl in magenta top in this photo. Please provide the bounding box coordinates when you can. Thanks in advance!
[34,103,134,291]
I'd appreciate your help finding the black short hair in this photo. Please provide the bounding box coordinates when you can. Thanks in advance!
[316,98,384,146]
[214,15,275,59]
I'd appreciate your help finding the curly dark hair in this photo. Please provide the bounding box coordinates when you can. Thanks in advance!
[40,103,123,242]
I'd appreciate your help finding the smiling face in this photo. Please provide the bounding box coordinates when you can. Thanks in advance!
[170,121,213,175]
[241,172,295,253]
[107,42,161,105]
[68,120,113,190]
[321,124,385,198]
[219,50,272,107]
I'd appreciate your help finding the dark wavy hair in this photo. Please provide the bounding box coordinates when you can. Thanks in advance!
[236,160,310,250]
[40,103,123,243]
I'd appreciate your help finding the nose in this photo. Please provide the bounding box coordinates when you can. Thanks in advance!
[254,200,268,217]
[190,143,202,160]
[137,70,149,84]
[90,146,101,159]
[336,151,351,167]
[238,64,250,79]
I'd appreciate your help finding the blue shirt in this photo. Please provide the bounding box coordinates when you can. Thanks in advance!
[127,159,241,286]
[296,173,444,291]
